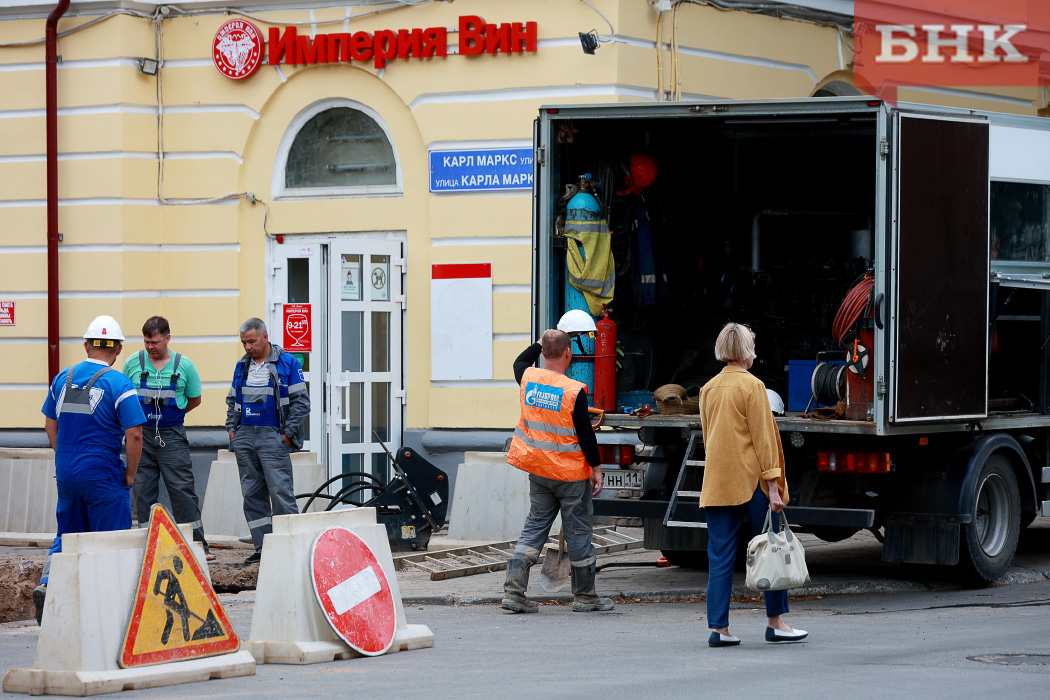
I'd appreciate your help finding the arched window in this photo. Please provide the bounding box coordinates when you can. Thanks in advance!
[275,100,401,198]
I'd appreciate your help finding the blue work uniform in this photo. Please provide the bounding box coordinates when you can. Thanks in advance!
[122,350,209,552]
[225,344,310,553]
[40,359,146,584]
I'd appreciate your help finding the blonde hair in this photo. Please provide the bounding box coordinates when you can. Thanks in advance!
[714,323,755,362]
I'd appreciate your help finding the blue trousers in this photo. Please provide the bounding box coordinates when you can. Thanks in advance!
[705,485,789,630]
[41,469,132,585]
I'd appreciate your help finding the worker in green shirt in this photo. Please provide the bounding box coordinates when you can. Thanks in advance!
[122,316,212,560]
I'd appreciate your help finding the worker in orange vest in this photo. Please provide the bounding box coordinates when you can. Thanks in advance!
[502,329,612,613]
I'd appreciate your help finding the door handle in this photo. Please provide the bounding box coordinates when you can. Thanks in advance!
[874,293,885,330]
[329,374,351,428]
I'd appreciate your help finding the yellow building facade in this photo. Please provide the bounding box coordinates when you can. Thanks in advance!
[1,0,1045,476]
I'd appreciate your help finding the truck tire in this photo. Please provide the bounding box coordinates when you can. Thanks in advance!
[958,454,1020,584]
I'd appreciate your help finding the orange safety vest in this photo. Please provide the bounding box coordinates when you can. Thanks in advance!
[506,367,592,482]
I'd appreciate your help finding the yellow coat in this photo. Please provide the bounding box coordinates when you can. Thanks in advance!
[697,365,789,508]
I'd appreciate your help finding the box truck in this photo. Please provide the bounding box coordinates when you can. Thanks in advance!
[532,97,1050,582]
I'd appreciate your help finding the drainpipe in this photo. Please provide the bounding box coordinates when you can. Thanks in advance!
[46,0,70,380]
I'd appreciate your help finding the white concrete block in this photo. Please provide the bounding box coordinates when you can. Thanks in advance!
[446,452,559,543]
[201,451,325,538]
[2,651,256,696]
[247,509,434,665]
[0,449,58,534]
[2,527,250,695]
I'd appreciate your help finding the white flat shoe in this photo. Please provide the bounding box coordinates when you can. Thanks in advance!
[709,631,741,647]
[765,626,808,643]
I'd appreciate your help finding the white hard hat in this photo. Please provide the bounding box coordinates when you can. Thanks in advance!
[83,315,125,345]
[766,389,785,415]
[557,309,597,336]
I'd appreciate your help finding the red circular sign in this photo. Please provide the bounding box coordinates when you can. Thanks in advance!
[212,19,263,80]
[310,527,396,657]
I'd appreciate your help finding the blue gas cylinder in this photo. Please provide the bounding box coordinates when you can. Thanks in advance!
[563,186,602,405]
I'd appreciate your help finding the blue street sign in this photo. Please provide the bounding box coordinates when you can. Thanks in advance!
[429,147,534,193]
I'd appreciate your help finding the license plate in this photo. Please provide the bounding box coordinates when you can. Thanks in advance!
[603,468,644,490]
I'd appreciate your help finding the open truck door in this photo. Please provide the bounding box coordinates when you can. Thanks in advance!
[888,113,990,424]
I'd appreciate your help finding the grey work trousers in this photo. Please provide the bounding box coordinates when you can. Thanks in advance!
[514,474,595,567]
[133,425,208,551]
[230,425,299,553]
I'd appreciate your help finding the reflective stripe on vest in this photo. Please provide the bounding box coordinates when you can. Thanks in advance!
[56,366,110,417]
[138,350,185,428]
[236,356,282,427]
[506,367,591,482]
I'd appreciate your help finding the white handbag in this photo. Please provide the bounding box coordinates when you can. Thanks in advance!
[745,508,811,591]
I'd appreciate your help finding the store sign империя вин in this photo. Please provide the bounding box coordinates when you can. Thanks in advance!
[213,15,537,79]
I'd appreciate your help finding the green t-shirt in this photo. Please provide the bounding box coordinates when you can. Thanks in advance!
[121,351,202,410]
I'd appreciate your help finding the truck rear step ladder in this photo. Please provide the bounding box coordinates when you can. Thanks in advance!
[664,431,706,529]
[393,527,643,581]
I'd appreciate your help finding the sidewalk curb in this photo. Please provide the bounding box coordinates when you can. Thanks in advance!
[400,568,1050,607]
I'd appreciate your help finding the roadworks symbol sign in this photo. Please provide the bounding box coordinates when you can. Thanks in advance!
[119,504,239,668]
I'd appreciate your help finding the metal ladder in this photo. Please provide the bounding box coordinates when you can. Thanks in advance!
[393,527,643,581]
[663,431,706,528]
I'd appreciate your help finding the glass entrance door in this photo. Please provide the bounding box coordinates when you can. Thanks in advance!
[327,240,405,484]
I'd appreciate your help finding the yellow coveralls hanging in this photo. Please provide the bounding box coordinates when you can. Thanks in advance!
[564,192,615,316]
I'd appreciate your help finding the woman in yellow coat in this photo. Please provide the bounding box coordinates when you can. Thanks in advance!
[698,323,808,647]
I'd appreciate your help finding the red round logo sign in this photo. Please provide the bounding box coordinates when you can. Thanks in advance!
[212,20,263,80]
[310,527,397,657]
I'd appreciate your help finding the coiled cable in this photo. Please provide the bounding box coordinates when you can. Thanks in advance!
[812,363,845,406]
[832,276,874,349]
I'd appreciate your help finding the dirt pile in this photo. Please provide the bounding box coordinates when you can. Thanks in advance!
[0,547,258,624]
[0,558,43,624]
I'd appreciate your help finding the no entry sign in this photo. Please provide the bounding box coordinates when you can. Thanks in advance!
[310,527,396,656]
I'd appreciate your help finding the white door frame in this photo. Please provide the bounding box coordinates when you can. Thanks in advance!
[266,233,406,487]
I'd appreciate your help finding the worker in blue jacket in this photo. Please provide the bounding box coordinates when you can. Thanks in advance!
[35,315,146,624]
[225,317,310,564]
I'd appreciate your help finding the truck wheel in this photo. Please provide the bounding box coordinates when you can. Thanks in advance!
[660,550,709,569]
[958,454,1020,584]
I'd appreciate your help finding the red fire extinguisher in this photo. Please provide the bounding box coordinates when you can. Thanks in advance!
[594,304,617,412]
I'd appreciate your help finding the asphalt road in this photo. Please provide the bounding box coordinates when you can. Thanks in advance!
[3,581,1049,699]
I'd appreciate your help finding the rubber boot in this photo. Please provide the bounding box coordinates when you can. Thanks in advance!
[501,554,539,613]
[33,583,46,626]
[571,563,614,612]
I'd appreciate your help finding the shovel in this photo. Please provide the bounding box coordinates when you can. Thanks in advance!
[538,530,571,592]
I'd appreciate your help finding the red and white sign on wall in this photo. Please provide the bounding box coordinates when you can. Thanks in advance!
[310,527,396,657]
[0,302,13,326]
[430,263,492,381]
[212,15,536,79]
[283,303,312,352]
[212,19,263,79]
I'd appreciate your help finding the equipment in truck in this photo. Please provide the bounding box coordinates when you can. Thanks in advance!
[766,390,785,415]
[563,186,615,316]
[628,153,658,194]
[557,309,598,336]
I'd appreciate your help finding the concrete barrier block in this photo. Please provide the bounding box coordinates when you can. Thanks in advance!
[247,508,434,664]
[2,526,251,695]
[201,451,325,538]
[446,452,559,543]
[0,449,58,534]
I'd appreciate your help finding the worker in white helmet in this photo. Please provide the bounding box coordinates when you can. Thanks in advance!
[34,315,146,625]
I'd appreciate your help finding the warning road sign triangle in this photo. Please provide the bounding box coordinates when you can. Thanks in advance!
[119,505,239,668]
